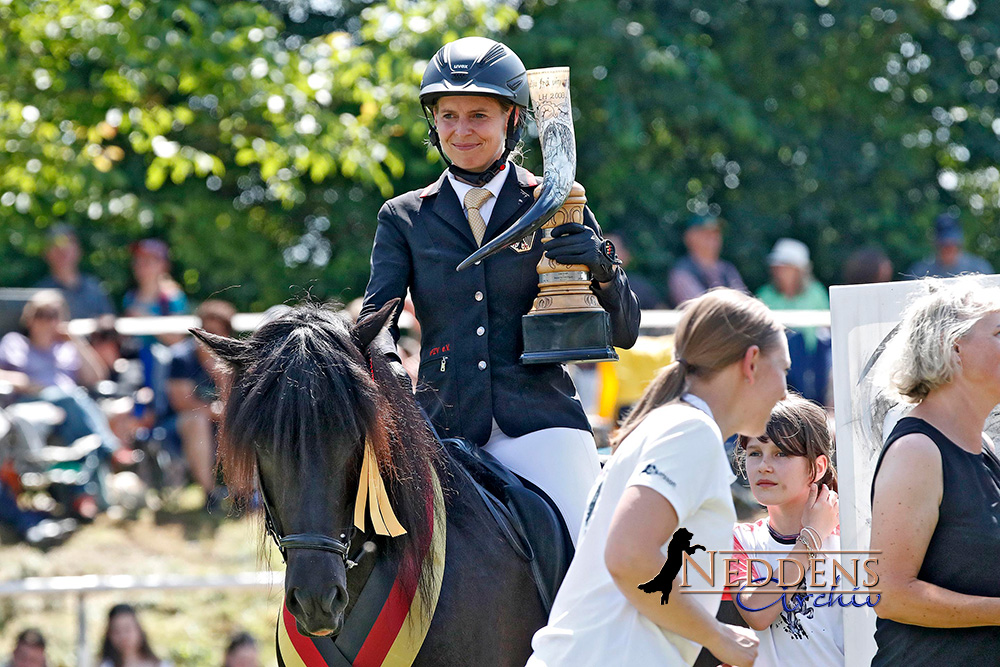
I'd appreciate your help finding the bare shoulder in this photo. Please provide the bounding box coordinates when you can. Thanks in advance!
[874,432,943,504]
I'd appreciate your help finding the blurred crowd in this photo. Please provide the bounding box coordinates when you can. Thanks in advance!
[0,211,993,549]
[5,605,260,667]
[0,226,237,548]
[585,210,993,434]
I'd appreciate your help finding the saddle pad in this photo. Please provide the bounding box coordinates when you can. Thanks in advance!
[278,468,446,667]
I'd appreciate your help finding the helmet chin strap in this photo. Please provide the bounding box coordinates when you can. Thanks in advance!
[424,106,522,186]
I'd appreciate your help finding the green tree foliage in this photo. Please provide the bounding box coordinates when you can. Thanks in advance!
[508,0,1000,288]
[0,0,516,309]
[1,0,998,312]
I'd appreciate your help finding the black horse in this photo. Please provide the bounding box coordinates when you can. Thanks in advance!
[193,300,546,665]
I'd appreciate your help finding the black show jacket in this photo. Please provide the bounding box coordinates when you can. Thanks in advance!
[360,165,641,446]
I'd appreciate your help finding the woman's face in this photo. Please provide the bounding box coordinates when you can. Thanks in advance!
[770,264,804,298]
[27,306,63,344]
[108,613,143,653]
[132,252,167,284]
[742,337,791,437]
[225,645,260,667]
[432,95,511,172]
[956,310,1000,398]
[745,438,820,508]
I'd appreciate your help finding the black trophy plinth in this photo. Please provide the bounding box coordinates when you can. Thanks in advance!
[520,310,619,365]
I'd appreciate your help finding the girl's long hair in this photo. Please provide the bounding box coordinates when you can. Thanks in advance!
[99,604,159,667]
[611,288,783,450]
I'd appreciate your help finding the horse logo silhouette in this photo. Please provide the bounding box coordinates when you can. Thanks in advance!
[637,527,706,605]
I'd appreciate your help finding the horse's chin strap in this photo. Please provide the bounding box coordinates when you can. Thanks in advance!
[256,464,358,567]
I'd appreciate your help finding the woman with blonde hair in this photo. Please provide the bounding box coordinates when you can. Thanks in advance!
[528,288,790,667]
[870,276,1000,665]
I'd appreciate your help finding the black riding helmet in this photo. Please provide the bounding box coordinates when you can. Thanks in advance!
[420,37,528,186]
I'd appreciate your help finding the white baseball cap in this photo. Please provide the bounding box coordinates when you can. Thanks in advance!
[767,238,811,269]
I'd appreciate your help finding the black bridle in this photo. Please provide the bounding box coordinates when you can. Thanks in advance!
[257,464,358,568]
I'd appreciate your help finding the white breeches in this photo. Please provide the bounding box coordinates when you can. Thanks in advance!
[483,424,601,546]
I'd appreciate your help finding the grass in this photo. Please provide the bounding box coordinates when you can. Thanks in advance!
[0,487,285,666]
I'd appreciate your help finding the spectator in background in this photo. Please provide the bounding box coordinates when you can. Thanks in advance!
[35,224,115,320]
[606,233,666,309]
[98,604,170,667]
[0,292,122,517]
[667,213,747,307]
[5,628,47,667]
[123,239,188,418]
[123,239,188,341]
[842,245,894,285]
[907,213,993,278]
[757,238,830,342]
[222,632,260,667]
[166,300,234,511]
[0,480,77,548]
[757,239,831,404]
[0,292,119,455]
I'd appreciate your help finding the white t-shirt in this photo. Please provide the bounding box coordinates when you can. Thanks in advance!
[528,399,737,667]
[731,519,845,667]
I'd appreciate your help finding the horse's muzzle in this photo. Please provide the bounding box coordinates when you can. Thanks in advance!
[285,574,349,637]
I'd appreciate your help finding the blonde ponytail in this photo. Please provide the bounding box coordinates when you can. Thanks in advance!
[611,288,782,450]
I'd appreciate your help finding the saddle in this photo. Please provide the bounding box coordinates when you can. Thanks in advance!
[443,437,574,614]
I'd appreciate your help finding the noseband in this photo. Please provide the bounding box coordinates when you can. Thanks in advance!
[257,466,358,568]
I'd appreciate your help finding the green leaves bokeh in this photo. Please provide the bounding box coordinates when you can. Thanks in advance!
[1,0,998,310]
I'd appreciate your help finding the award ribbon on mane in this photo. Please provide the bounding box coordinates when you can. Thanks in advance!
[354,439,407,537]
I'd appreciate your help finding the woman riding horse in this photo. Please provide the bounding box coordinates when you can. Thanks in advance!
[195,301,546,666]
[360,37,641,540]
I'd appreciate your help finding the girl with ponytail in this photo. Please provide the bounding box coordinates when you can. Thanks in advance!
[529,288,789,667]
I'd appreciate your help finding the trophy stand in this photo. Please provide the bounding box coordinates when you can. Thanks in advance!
[520,182,619,365]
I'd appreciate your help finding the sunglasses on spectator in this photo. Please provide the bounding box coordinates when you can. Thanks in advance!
[33,309,61,320]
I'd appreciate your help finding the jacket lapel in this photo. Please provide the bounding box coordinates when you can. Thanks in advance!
[428,172,478,248]
[483,166,535,245]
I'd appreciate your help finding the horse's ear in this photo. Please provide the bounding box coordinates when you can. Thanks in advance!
[190,328,249,370]
[353,299,400,351]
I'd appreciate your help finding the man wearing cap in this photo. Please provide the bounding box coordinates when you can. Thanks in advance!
[757,238,830,402]
[667,213,747,307]
[35,225,114,320]
[907,213,994,278]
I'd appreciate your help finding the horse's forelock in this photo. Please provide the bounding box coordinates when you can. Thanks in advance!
[218,306,377,500]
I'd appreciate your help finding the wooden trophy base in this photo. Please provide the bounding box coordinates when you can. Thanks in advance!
[519,181,618,365]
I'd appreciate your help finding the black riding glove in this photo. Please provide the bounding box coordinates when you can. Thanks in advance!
[544,223,619,283]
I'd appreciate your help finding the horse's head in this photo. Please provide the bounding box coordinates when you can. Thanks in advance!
[193,300,414,637]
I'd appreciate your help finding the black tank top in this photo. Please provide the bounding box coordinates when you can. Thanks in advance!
[870,417,1000,666]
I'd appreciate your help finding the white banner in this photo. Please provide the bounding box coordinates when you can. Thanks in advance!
[829,275,1000,665]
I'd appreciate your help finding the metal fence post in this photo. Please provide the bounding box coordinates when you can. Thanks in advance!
[77,591,89,667]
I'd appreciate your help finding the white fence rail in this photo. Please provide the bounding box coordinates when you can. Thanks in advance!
[63,308,832,337]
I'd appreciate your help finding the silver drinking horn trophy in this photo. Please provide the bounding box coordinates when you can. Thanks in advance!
[458,67,618,365]
[456,68,576,271]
